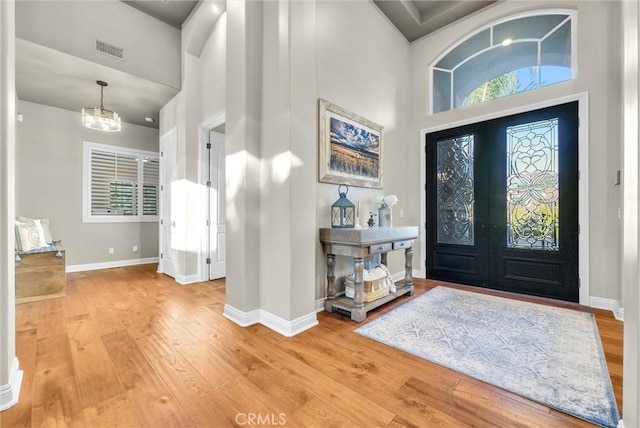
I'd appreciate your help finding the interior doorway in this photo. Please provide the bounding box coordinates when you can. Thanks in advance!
[203,122,226,280]
[425,101,579,302]
[159,127,177,279]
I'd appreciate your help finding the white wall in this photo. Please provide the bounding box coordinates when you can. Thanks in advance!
[410,1,623,301]
[258,0,318,321]
[16,100,160,267]
[200,13,226,122]
[313,1,412,298]
[158,1,227,282]
[224,0,263,318]
[0,0,21,411]
[15,0,181,89]
[622,1,640,425]
[172,0,412,326]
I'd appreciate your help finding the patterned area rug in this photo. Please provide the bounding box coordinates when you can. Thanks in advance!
[354,287,620,428]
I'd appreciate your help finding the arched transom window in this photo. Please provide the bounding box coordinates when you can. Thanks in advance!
[431,10,576,114]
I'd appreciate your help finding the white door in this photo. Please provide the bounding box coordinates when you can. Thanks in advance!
[160,128,177,278]
[208,130,226,279]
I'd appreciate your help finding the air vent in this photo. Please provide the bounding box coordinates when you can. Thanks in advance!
[95,39,124,60]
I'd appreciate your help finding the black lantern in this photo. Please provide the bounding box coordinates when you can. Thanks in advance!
[331,184,355,228]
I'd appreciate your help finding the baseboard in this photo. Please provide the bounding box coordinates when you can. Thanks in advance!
[223,304,318,337]
[66,257,159,273]
[223,304,260,326]
[259,310,319,337]
[391,269,423,282]
[175,273,201,285]
[315,298,325,313]
[590,296,624,321]
[0,358,23,411]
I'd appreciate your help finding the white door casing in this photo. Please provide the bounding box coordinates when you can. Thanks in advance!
[159,128,177,278]
[208,129,226,280]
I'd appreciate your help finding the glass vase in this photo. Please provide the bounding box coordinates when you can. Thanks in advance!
[378,203,392,227]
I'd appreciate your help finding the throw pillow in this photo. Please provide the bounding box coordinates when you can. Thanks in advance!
[17,216,53,244]
[15,220,48,252]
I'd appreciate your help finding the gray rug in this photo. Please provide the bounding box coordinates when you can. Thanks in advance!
[354,286,620,428]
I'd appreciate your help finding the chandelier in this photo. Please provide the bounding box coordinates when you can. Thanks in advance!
[81,80,121,132]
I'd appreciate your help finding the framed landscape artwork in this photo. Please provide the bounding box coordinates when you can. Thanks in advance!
[318,99,384,189]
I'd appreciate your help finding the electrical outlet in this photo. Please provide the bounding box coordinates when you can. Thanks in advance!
[133,246,138,253]
[108,247,114,254]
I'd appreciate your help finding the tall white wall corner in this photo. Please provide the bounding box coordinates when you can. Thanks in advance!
[0,358,23,411]
[1,0,19,414]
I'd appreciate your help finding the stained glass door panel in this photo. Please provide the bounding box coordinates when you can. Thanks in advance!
[506,118,559,250]
[426,101,579,302]
[426,126,490,287]
[436,135,475,246]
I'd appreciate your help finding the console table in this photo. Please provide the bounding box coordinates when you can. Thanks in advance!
[319,226,418,322]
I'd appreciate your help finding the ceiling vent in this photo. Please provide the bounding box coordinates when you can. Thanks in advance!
[95,39,124,60]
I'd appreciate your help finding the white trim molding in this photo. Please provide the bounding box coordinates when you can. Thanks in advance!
[0,358,23,411]
[66,257,159,273]
[223,304,260,326]
[391,269,423,283]
[175,273,201,285]
[197,113,226,283]
[590,297,625,322]
[223,304,318,337]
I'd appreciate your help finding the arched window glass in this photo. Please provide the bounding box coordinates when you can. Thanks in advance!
[431,11,575,114]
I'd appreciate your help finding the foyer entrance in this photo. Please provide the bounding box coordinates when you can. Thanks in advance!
[425,102,579,302]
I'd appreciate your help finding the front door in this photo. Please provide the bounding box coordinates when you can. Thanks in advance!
[426,102,579,302]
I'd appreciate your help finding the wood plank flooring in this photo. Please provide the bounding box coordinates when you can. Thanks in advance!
[1,264,623,427]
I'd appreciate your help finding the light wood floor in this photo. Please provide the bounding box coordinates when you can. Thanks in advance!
[1,264,623,427]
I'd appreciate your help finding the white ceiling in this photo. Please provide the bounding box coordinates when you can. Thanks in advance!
[15,0,491,131]
[16,39,179,129]
[14,0,198,130]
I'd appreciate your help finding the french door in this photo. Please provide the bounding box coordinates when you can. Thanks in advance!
[426,102,579,302]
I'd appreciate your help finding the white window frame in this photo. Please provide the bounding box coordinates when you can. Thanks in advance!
[83,141,160,223]
[429,9,578,114]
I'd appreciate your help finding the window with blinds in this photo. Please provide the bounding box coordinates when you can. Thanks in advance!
[83,142,160,223]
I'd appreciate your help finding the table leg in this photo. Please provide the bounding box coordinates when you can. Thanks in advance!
[324,253,336,312]
[351,256,366,322]
[405,247,415,296]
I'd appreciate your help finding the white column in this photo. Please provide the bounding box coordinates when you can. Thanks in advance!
[224,0,318,335]
[0,0,22,411]
[223,0,263,322]
[257,0,318,334]
[622,0,640,425]
[286,0,318,324]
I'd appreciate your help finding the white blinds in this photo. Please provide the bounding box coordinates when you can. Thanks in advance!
[142,157,159,216]
[87,145,159,220]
